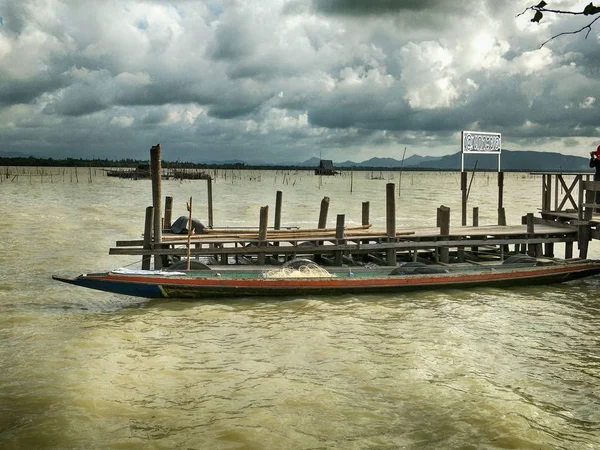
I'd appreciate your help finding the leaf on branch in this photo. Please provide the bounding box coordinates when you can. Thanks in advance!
[531,10,544,22]
[583,2,600,15]
[536,1,547,8]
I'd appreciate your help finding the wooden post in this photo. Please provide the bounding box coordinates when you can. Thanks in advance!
[579,226,590,259]
[543,174,552,212]
[541,174,548,212]
[164,196,173,230]
[142,206,153,270]
[361,201,370,226]
[272,190,283,262]
[526,213,535,234]
[150,144,163,269]
[498,207,506,226]
[207,177,214,228]
[498,171,504,215]
[526,213,535,257]
[186,197,193,270]
[565,241,573,259]
[274,190,283,230]
[386,183,396,266]
[461,172,467,226]
[579,186,595,258]
[554,174,559,211]
[471,207,479,255]
[386,183,396,237]
[335,214,345,266]
[546,175,552,211]
[577,175,586,221]
[258,206,269,265]
[489,171,506,253]
[438,205,450,263]
[318,197,330,229]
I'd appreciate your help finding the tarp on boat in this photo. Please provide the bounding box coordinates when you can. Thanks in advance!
[170,216,206,234]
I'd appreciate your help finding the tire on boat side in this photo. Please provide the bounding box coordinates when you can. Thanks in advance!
[502,255,537,265]
[389,262,448,275]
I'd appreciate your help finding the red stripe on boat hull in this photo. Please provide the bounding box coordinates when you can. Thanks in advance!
[55,262,600,299]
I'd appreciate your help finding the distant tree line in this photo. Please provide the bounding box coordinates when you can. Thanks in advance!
[0,156,249,169]
[0,156,438,171]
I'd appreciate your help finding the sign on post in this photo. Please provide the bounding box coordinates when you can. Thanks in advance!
[461,130,501,172]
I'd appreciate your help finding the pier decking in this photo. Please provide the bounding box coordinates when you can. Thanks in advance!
[106,146,600,269]
[110,222,577,264]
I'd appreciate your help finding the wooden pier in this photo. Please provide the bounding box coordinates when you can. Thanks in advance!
[106,146,600,269]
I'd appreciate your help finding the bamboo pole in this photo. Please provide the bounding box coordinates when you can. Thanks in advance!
[186,197,193,270]
[160,229,415,241]
[386,183,396,265]
[398,147,406,197]
[207,177,214,229]
[258,206,269,265]
[150,144,163,269]
[274,191,282,230]
[142,206,153,270]
[200,224,370,235]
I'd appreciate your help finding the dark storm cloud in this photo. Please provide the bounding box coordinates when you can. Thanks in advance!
[0,0,598,162]
[308,88,411,130]
[312,0,476,16]
[463,78,530,128]
[207,16,257,61]
[0,74,66,106]
[0,3,27,34]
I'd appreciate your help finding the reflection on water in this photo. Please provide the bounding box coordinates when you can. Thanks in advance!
[1,171,600,448]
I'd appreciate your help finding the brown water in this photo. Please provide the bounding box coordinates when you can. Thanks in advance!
[1,170,600,449]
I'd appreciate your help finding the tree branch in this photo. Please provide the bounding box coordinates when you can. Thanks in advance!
[539,14,600,47]
[517,6,584,18]
[517,2,600,47]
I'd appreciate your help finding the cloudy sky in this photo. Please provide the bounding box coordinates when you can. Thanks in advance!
[0,0,599,163]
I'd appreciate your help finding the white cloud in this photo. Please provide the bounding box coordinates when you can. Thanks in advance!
[399,41,458,109]
[0,0,598,162]
[110,115,134,127]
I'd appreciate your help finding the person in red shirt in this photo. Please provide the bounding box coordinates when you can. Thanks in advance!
[589,145,600,211]
[590,145,600,181]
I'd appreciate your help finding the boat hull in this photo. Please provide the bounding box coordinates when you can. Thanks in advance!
[53,261,600,299]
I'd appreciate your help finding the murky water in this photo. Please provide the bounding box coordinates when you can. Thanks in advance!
[1,169,600,449]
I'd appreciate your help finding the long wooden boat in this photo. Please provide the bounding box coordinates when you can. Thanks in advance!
[53,258,600,299]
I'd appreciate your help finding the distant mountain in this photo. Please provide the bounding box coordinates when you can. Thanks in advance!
[0,151,32,158]
[414,149,591,171]
[347,156,443,168]
[299,149,591,172]
[300,154,443,168]
[298,157,322,167]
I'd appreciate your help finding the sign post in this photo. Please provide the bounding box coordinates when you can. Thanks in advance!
[460,131,502,225]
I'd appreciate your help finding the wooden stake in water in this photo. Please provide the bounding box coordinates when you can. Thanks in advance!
[186,196,194,271]
[150,144,163,269]
[398,147,406,197]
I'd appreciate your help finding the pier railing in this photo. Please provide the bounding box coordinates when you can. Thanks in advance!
[533,172,600,218]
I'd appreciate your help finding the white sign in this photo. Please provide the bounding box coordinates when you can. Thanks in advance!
[462,131,501,154]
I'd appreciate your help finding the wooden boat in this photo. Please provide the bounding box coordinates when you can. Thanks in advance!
[53,257,600,299]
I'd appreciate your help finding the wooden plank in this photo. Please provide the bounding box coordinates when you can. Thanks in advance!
[109,236,578,257]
